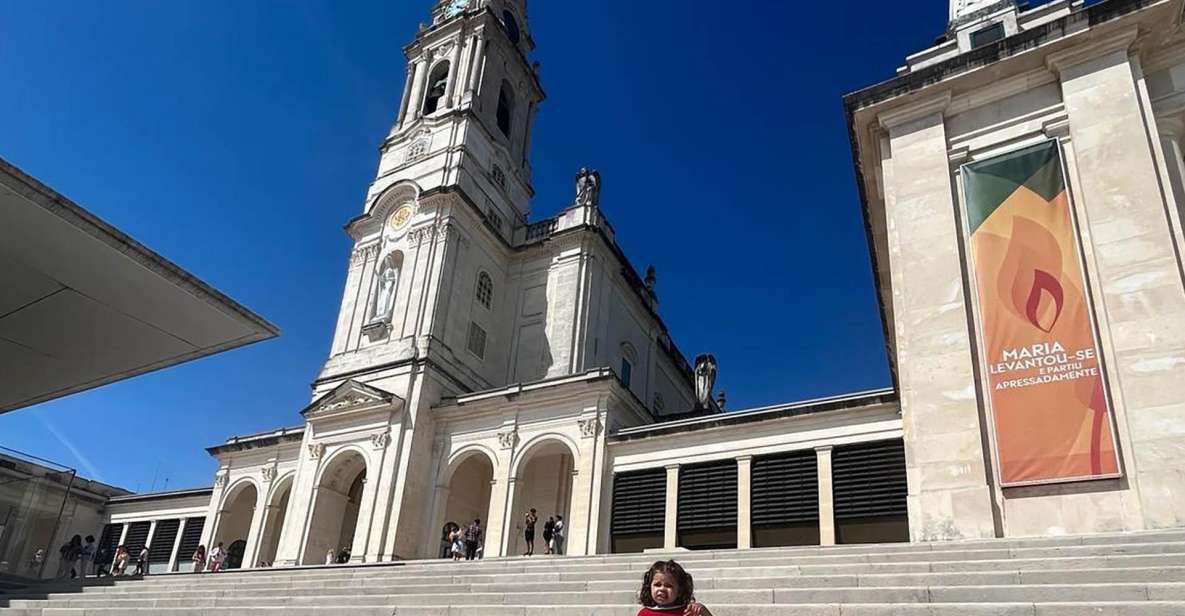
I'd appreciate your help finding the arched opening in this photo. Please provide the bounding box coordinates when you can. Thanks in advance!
[497,81,514,138]
[475,271,493,309]
[302,451,367,565]
[255,476,293,568]
[213,482,258,570]
[440,452,494,558]
[423,61,450,115]
[509,439,575,556]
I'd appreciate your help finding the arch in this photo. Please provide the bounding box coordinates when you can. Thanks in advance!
[255,473,295,568]
[507,435,578,557]
[501,9,522,45]
[303,448,369,565]
[475,271,493,309]
[510,433,580,479]
[444,444,500,483]
[369,181,420,222]
[438,447,495,559]
[497,81,515,138]
[423,60,451,115]
[213,480,260,569]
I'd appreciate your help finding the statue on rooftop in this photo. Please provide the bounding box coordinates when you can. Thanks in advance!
[694,354,717,410]
[575,167,601,206]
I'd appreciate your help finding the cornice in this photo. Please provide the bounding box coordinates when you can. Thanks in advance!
[1046,25,1139,74]
[878,92,953,131]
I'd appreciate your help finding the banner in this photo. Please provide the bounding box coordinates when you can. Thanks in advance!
[962,141,1119,486]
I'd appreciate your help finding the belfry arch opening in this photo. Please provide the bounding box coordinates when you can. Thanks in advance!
[439,451,494,557]
[255,476,293,568]
[213,482,258,570]
[423,61,450,115]
[508,439,574,556]
[302,451,367,565]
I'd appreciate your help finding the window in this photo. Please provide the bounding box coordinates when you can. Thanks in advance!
[467,322,487,359]
[423,61,450,115]
[476,272,493,309]
[970,22,1005,48]
[502,10,521,45]
[497,81,514,138]
[620,342,638,389]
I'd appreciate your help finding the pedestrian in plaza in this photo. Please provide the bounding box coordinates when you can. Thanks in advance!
[325,548,336,565]
[542,516,555,555]
[27,548,45,576]
[463,518,482,561]
[81,535,95,577]
[637,560,713,616]
[450,527,465,561]
[112,546,129,576]
[94,544,111,577]
[523,508,538,556]
[337,547,351,564]
[57,535,83,579]
[134,545,150,576]
[191,545,207,573]
[207,542,226,572]
[552,515,565,556]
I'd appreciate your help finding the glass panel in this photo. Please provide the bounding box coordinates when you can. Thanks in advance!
[0,446,77,580]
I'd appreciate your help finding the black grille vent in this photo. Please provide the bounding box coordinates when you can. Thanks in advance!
[752,450,819,526]
[177,517,206,560]
[678,460,737,531]
[123,521,152,555]
[98,523,122,556]
[832,440,908,520]
[148,519,180,562]
[611,469,666,536]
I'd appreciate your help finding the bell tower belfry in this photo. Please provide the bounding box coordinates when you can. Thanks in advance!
[373,0,543,225]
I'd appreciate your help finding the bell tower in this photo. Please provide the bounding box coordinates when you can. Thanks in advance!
[369,0,543,226]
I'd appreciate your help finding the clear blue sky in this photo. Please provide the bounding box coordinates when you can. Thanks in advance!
[0,1,950,492]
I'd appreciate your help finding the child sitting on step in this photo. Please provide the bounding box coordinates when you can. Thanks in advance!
[637,560,713,616]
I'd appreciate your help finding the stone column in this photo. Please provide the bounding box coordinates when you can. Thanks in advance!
[815,446,835,547]
[144,520,158,556]
[1155,117,1185,257]
[443,41,462,107]
[240,489,267,569]
[736,456,752,550]
[1049,31,1185,529]
[405,59,428,125]
[395,66,415,130]
[466,37,486,96]
[168,519,187,573]
[117,524,129,548]
[663,465,679,550]
[878,93,998,542]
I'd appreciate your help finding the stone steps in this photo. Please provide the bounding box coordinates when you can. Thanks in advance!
[2,530,1183,615]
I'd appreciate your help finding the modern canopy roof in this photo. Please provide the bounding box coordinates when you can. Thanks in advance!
[0,157,279,414]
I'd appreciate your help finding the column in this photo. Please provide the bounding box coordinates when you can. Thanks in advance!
[663,465,679,550]
[167,519,187,573]
[443,40,462,107]
[878,93,997,542]
[241,489,268,569]
[144,520,158,554]
[466,37,486,96]
[395,66,415,129]
[1156,117,1185,252]
[736,457,752,550]
[404,59,428,126]
[117,524,129,548]
[815,446,836,547]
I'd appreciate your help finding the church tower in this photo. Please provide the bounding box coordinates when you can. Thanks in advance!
[318,0,544,389]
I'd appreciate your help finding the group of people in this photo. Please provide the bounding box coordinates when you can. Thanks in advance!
[189,543,227,572]
[521,508,564,556]
[446,518,485,561]
[52,535,150,579]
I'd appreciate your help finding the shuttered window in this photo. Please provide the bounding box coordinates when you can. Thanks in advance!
[611,469,666,536]
[177,517,206,561]
[148,519,180,563]
[123,521,152,555]
[832,439,908,519]
[752,450,818,527]
[98,523,122,557]
[677,460,737,532]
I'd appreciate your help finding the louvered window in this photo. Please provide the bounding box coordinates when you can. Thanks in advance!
[148,519,180,563]
[610,469,666,553]
[678,460,737,549]
[832,439,909,544]
[177,518,206,562]
[123,521,151,555]
[752,450,820,547]
[467,322,487,359]
[97,523,122,560]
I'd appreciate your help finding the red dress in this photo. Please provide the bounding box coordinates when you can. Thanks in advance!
[637,608,688,616]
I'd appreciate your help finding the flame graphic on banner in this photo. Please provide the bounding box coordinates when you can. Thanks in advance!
[1024,269,1065,332]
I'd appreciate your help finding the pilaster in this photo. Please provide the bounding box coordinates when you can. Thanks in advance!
[663,465,679,550]
[736,456,752,550]
[815,446,835,547]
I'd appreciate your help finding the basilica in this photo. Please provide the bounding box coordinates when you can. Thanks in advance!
[94,0,1185,575]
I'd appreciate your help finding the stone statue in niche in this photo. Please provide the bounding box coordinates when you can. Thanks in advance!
[575,167,601,206]
[373,261,399,321]
[694,354,718,409]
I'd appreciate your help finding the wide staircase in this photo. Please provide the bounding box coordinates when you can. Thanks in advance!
[3,530,1185,615]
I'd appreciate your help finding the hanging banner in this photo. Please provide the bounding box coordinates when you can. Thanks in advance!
[962,141,1120,486]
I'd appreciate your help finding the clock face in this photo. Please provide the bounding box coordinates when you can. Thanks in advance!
[443,0,469,18]
[388,205,414,233]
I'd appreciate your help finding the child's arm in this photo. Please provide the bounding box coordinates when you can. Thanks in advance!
[685,604,713,616]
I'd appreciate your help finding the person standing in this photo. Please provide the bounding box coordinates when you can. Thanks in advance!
[542,517,555,555]
[134,545,150,576]
[450,527,465,561]
[463,518,482,561]
[57,535,83,579]
[112,546,129,576]
[93,544,111,577]
[523,509,538,556]
[552,515,565,556]
[207,542,226,572]
[80,535,95,578]
[191,545,207,573]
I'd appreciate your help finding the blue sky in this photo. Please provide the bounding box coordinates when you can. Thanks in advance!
[0,1,949,492]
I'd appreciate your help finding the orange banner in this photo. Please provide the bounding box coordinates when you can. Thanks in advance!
[962,141,1119,486]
